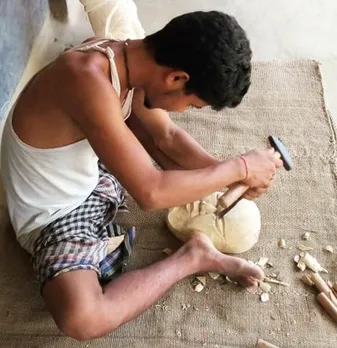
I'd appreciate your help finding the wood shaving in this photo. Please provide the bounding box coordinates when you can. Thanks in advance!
[181,304,190,310]
[302,232,310,240]
[297,260,307,271]
[257,257,269,268]
[256,338,281,348]
[294,255,300,263]
[162,248,173,256]
[266,262,274,268]
[260,293,270,303]
[208,272,220,280]
[300,252,328,273]
[297,244,314,252]
[278,239,287,249]
[155,301,168,311]
[175,329,182,338]
[324,245,334,253]
[264,277,290,287]
[301,274,314,286]
[196,276,207,286]
[194,283,204,292]
[259,282,272,293]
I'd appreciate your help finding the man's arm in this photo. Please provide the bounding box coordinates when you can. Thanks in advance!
[64,66,245,211]
[131,89,220,170]
[126,113,184,170]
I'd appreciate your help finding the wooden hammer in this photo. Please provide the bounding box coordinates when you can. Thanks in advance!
[217,136,293,219]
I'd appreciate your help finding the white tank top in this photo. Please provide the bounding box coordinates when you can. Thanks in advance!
[1,39,133,240]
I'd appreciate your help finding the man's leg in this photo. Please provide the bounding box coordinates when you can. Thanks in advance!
[42,233,263,341]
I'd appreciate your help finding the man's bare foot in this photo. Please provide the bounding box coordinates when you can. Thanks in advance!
[183,232,264,288]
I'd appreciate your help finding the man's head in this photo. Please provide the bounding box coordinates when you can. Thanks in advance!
[142,11,252,112]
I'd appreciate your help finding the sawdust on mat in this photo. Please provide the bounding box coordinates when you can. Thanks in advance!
[0,61,336,348]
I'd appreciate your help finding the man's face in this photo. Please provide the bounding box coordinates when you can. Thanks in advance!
[142,70,208,112]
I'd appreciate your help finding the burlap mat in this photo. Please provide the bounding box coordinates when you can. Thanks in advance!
[0,61,336,348]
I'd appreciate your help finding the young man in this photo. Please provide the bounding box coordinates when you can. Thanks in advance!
[1,11,282,340]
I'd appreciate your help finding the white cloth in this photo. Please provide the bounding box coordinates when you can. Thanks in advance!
[1,39,133,241]
[80,0,146,40]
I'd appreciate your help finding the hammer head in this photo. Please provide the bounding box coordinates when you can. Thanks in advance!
[268,136,293,171]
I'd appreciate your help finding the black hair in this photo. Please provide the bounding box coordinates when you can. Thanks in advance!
[144,11,252,111]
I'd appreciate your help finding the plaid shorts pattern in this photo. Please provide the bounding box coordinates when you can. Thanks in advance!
[32,161,136,288]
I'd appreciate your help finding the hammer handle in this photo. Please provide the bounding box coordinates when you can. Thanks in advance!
[217,152,281,210]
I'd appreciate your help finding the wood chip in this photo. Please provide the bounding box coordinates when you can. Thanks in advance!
[297,244,314,252]
[294,255,301,263]
[302,232,310,240]
[256,339,281,348]
[297,260,307,271]
[301,274,314,286]
[162,248,173,256]
[266,262,274,268]
[196,276,206,286]
[260,293,270,303]
[324,245,334,253]
[278,239,287,249]
[208,272,220,280]
[194,283,204,292]
[181,303,190,310]
[264,277,290,287]
[259,282,272,293]
[257,257,269,268]
[301,252,328,273]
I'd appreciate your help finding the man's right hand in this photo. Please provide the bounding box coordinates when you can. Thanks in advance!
[239,148,283,189]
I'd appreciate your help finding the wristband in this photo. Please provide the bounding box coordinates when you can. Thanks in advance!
[239,156,248,181]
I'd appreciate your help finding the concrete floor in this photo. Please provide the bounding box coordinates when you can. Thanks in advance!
[3,0,337,122]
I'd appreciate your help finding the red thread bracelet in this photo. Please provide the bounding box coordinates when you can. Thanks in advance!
[239,156,248,181]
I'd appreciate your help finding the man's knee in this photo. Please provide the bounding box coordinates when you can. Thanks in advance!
[42,271,119,341]
[57,306,112,341]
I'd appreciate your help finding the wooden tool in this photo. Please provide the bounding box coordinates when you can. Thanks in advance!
[317,292,337,323]
[311,273,337,307]
[217,136,293,219]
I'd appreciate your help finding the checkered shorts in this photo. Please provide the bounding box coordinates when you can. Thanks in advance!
[32,162,136,288]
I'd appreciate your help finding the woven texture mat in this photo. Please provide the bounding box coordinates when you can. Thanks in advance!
[0,61,336,348]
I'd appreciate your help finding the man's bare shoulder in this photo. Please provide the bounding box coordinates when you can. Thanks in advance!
[55,49,107,88]
[54,50,119,120]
